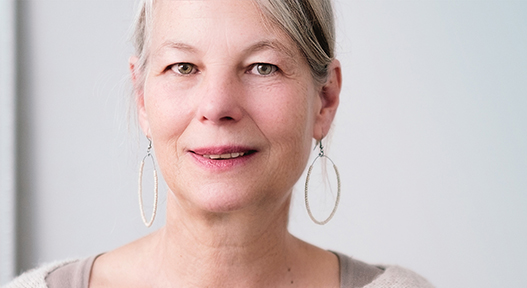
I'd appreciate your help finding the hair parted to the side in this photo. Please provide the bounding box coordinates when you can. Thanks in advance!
[131,0,336,87]
[256,0,335,85]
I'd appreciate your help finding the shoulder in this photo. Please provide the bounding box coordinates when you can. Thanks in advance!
[334,252,435,288]
[2,260,79,288]
[365,265,435,288]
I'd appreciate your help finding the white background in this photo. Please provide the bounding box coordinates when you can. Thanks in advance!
[3,1,526,287]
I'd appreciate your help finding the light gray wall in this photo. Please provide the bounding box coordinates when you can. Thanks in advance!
[14,0,155,273]
[5,1,527,287]
[1,0,16,284]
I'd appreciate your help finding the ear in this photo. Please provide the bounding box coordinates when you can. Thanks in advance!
[130,56,150,137]
[313,59,342,140]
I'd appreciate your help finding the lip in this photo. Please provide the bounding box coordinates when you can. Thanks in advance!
[191,146,257,156]
[188,146,258,170]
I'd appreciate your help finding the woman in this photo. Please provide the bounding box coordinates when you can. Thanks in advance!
[6,0,434,287]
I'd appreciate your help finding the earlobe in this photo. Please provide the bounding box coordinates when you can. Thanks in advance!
[129,56,150,136]
[313,59,342,140]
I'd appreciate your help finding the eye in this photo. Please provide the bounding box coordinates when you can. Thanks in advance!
[170,63,197,75]
[250,63,278,76]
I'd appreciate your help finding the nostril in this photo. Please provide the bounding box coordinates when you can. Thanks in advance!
[220,116,235,121]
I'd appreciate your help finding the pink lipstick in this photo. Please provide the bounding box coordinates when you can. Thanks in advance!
[189,146,257,170]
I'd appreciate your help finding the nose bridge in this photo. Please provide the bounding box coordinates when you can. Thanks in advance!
[197,66,243,123]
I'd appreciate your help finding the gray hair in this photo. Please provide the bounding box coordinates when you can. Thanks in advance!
[131,0,336,87]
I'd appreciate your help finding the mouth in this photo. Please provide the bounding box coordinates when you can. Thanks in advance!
[201,152,247,160]
[190,147,257,160]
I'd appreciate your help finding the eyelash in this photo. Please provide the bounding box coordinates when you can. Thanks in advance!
[166,62,279,76]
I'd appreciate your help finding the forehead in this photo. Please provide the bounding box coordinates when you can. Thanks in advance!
[149,0,298,56]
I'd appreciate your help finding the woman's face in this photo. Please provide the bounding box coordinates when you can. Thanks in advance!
[134,0,338,213]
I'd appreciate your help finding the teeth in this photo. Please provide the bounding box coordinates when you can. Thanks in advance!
[202,152,245,160]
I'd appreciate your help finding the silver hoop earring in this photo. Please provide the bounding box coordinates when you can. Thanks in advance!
[138,137,158,227]
[304,140,341,225]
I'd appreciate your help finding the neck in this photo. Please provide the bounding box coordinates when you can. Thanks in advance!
[151,191,298,287]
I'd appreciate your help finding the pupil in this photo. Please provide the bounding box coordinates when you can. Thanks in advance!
[179,64,191,74]
[258,64,271,75]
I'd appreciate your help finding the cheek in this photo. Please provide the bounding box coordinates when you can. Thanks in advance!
[249,82,315,155]
[144,80,192,138]
[142,79,195,174]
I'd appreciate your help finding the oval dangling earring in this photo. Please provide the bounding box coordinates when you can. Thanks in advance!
[138,137,158,227]
[304,139,341,225]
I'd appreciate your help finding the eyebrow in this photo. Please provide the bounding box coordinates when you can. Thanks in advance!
[242,40,296,59]
[154,41,197,56]
[154,39,296,59]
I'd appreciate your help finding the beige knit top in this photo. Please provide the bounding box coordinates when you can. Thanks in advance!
[3,253,434,288]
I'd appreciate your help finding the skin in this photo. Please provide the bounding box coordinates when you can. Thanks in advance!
[90,0,342,287]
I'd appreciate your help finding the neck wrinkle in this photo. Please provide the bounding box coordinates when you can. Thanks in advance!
[154,190,296,287]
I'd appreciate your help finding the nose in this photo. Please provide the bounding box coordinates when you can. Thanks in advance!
[196,71,244,124]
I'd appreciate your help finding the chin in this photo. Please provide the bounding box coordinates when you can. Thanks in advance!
[187,183,264,214]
